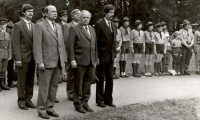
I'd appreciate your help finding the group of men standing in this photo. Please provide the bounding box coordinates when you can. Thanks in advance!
[1,1,200,119]
[2,3,117,119]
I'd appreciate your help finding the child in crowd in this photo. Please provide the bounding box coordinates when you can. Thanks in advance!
[171,31,182,75]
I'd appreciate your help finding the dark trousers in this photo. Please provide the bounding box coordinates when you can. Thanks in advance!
[73,64,94,109]
[96,61,113,104]
[66,62,74,99]
[161,51,171,72]
[17,58,35,105]
[37,65,60,114]
[172,47,182,72]
[0,59,8,78]
[181,46,192,73]
[7,58,14,86]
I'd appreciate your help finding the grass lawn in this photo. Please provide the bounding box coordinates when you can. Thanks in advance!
[59,98,199,120]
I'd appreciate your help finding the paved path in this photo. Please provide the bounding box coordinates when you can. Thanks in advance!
[0,75,200,120]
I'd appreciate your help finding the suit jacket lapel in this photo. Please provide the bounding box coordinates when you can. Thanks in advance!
[79,24,91,41]
[21,20,32,39]
[102,19,112,34]
[44,19,58,40]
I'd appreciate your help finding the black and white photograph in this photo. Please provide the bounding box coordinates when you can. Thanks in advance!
[0,0,200,119]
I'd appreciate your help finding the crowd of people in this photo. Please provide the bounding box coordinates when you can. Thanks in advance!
[0,3,199,119]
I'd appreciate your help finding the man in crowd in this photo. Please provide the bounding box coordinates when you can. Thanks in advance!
[179,19,194,75]
[95,4,117,108]
[12,4,36,110]
[65,9,81,101]
[68,10,98,113]
[59,10,68,32]
[0,18,11,91]
[33,5,67,119]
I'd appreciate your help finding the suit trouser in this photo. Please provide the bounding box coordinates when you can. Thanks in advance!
[73,64,94,109]
[66,62,74,99]
[181,46,193,73]
[7,58,14,86]
[0,59,8,78]
[17,58,35,105]
[96,61,113,104]
[37,64,61,114]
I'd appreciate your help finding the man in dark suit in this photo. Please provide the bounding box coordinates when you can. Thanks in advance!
[33,5,67,119]
[12,4,36,110]
[95,4,117,108]
[67,10,98,113]
[64,9,81,101]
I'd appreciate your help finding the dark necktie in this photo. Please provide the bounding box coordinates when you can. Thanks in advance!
[108,21,113,32]
[160,32,162,39]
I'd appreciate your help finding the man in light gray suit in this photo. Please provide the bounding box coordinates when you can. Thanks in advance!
[33,5,67,119]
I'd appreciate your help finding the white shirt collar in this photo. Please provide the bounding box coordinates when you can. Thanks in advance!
[72,21,78,25]
[46,19,55,30]
[61,21,67,25]
[104,18,110,26]
[23,18,31,24]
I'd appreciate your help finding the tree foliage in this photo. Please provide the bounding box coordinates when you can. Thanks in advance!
[0,0,199,31]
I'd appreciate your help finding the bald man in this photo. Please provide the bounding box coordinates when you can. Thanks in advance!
[67,10,98,113]
[33,5,67,119]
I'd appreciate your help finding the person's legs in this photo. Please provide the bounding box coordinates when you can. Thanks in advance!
[7,58,14,87]
[181,47,187,75]
[37,68,53,114]
[46,65,60,113]
[104,61,114,105]
[66,63,74,100]
[73,65,86,109]
[96,63,106,104]
[82,65,94,108]
[184,47,192,75]
[25,59,35,103]
[17,63,28,106]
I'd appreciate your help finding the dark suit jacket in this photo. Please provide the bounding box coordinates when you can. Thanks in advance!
[12,20,34,63]
[67,24,97,66]
[63,21,76,59]
[95,18,117,63]
[33,19,67,68]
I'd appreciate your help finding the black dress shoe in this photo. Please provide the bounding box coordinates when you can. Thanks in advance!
[97,102,106,108]
[47,111,59,117]
[184,70,191,75]
[105,103,116,107]
[26,101,36,108]
[19,104,28,110]
[76,107,87,113]
[83,106,94,112]
[55,98,59,103]
[39,113,50,119]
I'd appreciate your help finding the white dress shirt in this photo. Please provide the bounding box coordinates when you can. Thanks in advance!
[23,18,31,31]
[47,19,56,31]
